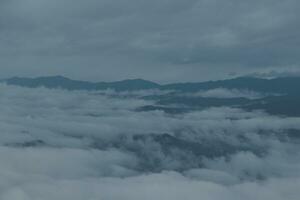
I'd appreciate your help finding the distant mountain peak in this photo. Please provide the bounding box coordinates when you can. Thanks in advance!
[114,78,160,86]
[39,75,69,80]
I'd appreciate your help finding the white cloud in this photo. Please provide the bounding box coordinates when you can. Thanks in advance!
[0,84,300,199]
[188,88,265,99]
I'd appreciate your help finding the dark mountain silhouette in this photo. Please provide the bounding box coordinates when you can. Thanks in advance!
[2,76,160,91]
[162,76,300,95]
[2,75,300,117]
[2,75,300,95]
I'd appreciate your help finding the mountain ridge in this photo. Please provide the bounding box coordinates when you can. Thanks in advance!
[2,75,300,116]
[2,75,300,94]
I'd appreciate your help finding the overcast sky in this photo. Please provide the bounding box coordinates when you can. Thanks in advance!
[1,0,299,83]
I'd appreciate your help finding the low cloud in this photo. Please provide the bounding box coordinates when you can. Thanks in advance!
[188,88,265,99]
[0,84,299,199]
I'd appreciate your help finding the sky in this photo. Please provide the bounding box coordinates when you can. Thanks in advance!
[1,0,300,83]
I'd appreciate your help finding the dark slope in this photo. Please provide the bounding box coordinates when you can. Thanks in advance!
[244,94,300,117]
[162,77,300,94]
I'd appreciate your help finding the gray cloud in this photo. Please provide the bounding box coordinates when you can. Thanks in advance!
[184,88,265,99]
[0,84,300,199]
[0,0,299,82]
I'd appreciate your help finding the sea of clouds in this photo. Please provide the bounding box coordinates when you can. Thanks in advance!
[0,84,299,200]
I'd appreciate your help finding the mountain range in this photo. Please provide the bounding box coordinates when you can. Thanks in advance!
[2,75,300,117]
[2,75,300,94]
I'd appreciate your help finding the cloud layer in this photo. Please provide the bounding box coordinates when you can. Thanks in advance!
[0,84,300,199]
